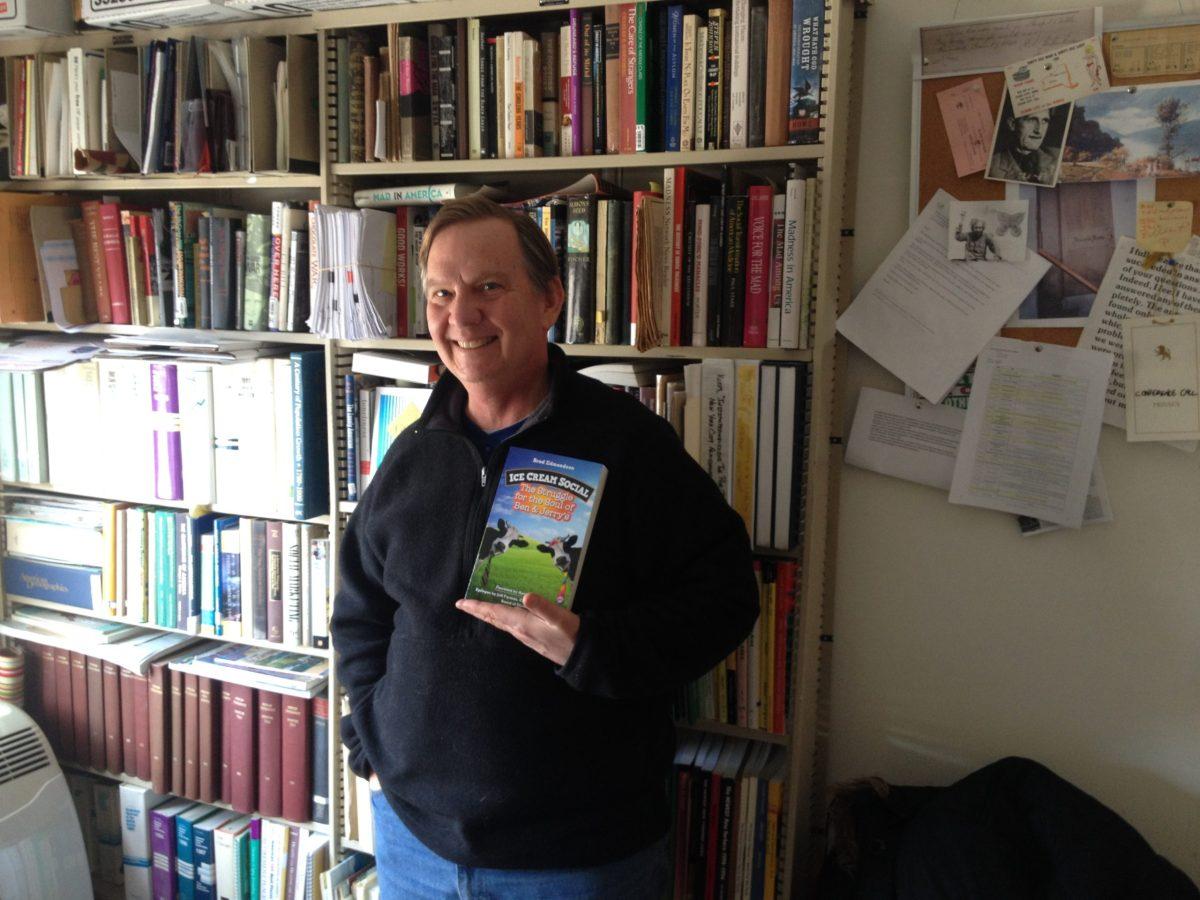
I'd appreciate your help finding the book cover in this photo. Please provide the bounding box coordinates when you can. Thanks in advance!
[742,185,774,348]
[565,195,597,344]
[102,659,121,772]
[257,690,283,818]
[281,694,312,824]
[148,660,171,793]
[150,362,184,501]
[149,798,196,900]
[197,675,219,803]
[86,653,104,768]
[788,0,823,144]
[291,349,329,520]
[312,694,329,824]
[465,447,608,610]
[119,783,168,900]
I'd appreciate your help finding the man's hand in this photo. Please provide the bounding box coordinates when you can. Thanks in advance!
[455,593,580,665]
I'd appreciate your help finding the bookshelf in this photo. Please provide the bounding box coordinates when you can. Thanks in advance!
[0,0,859,896]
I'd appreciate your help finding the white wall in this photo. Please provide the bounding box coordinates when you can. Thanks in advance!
[831,0,1200,883]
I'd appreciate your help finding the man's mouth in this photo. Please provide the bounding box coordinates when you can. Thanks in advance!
[455,337,497,350]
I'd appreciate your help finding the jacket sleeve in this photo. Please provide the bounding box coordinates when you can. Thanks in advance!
[557,414,760,700]
[329,492,393,779]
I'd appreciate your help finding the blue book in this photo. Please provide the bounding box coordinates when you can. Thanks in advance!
[2,555,102,612]
[192,809,239,900]
[665,5,684,152]
[788,0,824,143]
[290,350,329,520]
[214,516,241,636]
[159,510,178,628]
[464,447,608,610]
[187,514,217,633]
[175,803,216,900]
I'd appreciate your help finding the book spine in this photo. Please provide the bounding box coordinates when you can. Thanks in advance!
[569,11,583,155]
[169,668,184,794]
[97,203,130,324]
[228,682,256,813]
[266,521,284,642]
[150,808,176,900]
[705,10,726,150]
[150,362,183,501]
[723,196,748,347]
[86,655,105,769]
[312,694,329,824]
[221,681,232,806]
[197,676,217,802]
[730,0,749,149]
[281,695,312,824]
[780,177,805,350]
[258,691,283,818]
[580,14,594,156]
[183,673,199,798]
[132,669,150,781]
[747,2,769,148]
[767,194,786,348]
[148,661,169,794]
[743,186,773,348]
[789,0,823,143]
[665,6,683,152]
[196,216,212,329]
[101,660,121,772]
[564,196,597,344]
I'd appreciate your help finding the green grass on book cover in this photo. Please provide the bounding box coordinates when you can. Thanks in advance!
[465,446,608,610]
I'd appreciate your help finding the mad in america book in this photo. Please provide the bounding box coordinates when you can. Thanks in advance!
[465,446,607,610]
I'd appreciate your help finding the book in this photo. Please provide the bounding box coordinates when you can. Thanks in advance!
[119,783,168,900]
[788,0,823,144]
[464,447,608,610]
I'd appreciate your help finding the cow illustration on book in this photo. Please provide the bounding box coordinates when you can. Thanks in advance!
[537,535,581,605]
[478,519,528,587]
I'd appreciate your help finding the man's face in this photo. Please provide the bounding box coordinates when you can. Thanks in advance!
[969,219,985,240]
[425,217,564,400]
[1012,112,1050,152]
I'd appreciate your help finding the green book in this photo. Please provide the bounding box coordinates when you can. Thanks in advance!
[242,213,272,331]
[249,818,261,900]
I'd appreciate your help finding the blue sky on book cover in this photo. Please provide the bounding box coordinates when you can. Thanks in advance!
[465,446,607,609]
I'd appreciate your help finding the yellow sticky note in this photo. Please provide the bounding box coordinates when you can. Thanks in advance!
[1136,201,1193,254]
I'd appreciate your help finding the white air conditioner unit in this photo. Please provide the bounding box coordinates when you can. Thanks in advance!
[0,701,92,900]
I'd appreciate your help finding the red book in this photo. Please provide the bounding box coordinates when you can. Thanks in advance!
[394,208,408,336]
[96,202,132,324]
[136,213,158,311]
[86,655,106,768]
[183,674,199,798]
[170,668,185,794]
[102,661,122,773]
[772,561,796,734]
[220,681,233,806]
[54,649,74,760]
[12,58,25,176]
[198,676,218,803]
[148,661,170,793]
[69,651,89,767]
[280,696,312,824]
[618,5,637,153]
[133,671,151,781]
[742,185,773,348]
[257,691,283,818]
[79,201,113,323]
[38,645,58,749]
[228,683,257,814]
[119,667,137,774]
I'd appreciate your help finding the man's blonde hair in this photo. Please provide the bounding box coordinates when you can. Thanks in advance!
[418,194,561,295]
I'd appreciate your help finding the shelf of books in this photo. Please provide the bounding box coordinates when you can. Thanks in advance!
[0,0,856,895]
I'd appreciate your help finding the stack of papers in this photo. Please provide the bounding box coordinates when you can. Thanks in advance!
[0,613,203,675]
[307,206,397,340]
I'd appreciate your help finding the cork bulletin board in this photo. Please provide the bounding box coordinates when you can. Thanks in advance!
[912,15,1200,347]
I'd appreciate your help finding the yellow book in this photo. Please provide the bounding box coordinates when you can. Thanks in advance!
[764,778,784,899]
[732,360,760,533]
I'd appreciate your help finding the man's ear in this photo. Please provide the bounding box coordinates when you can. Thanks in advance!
[542,276,566,330]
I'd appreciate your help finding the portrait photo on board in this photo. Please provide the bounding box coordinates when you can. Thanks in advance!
[948,199,1030,262]
[985,89,1073,188]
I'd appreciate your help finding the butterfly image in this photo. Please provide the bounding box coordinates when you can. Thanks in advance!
[994,210,1026,237]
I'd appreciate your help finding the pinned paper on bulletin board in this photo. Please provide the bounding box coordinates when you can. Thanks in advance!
[1003,37,1110,117]
[936,79,996,177]
[1135,201,1193,254]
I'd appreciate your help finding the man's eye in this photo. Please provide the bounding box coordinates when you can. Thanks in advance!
[430,290,451,303]
[481,282,501,293]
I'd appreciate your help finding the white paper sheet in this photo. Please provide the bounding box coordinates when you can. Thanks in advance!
[837,189,1051,402]
[845,387,965,490]
[1077,236,1200,429]
[1018,459,1113,536]
[916,8,1101,79]
[949,337,1112,528]
[1123,314,1200,441]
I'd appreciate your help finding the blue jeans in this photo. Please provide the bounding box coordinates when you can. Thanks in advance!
[370,788,670,899]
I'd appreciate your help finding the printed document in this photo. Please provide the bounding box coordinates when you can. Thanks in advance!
[845,387,965,490]
[949,337,1112,528]
[1077,236,1200,429]
[1017,459,1113,535]
[837,189,1050,403]
[1123,314,1200,441]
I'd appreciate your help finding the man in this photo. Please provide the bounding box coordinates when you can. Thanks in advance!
[953,213,1002,261]
[331,195,759,897]
[988,108,1057,185]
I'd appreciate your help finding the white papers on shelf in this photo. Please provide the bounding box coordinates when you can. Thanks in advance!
[949,337,1112,528]
[0,336,104,371]
[845,387,965,490]
[837,189,1051,403]
[306,206,397,340]
[0,615,202,675]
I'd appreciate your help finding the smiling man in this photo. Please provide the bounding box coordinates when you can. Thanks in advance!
[331,194,759,898]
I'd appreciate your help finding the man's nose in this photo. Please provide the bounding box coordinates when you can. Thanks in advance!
[446,290,483,323]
